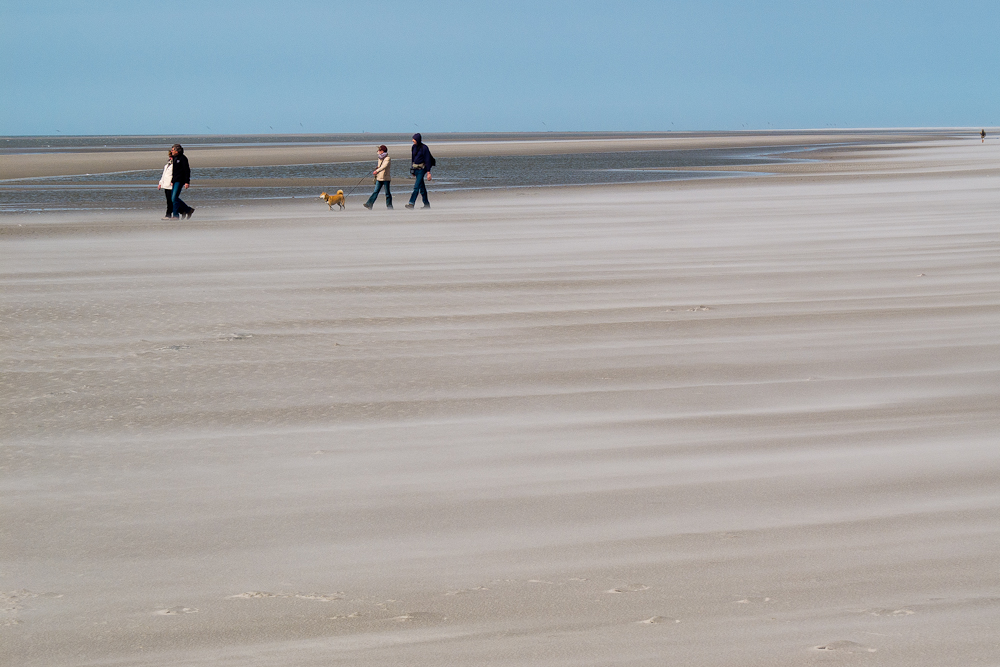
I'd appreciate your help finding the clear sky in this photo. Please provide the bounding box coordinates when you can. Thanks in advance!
[2,0,996,135]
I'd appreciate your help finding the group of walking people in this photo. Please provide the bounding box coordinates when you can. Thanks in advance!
[157,134,434,218]
[363,133,435,210]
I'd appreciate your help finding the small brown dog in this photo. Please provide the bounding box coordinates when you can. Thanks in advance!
[321,190,345,210]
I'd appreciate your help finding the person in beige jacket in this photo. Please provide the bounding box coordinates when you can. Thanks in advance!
[363,145,392,209]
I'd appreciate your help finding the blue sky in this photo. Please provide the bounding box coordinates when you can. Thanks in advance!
[2,0,996,135]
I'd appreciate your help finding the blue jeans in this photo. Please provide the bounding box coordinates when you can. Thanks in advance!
[366,180,392,208]
[409,168,429,206]
[171,182,188,218]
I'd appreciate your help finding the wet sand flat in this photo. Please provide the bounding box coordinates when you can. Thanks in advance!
[2,138,1000,665]
[0,130,942,181]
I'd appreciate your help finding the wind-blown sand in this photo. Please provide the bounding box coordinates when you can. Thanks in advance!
[2,135,999,666]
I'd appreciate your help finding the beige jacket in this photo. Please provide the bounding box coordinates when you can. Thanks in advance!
[374,155,391,182]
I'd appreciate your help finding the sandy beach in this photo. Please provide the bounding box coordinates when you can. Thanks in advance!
[2,133,999,666]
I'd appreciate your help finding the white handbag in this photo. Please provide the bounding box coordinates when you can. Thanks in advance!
[158,161,173,189]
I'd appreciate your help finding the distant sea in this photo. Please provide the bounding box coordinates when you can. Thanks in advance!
[0,133,808,213]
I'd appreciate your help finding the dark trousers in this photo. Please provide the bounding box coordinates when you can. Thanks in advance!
[164,189,174,216]
[366,180,393,208]
[408,168,429,206]
[171,182,190,218]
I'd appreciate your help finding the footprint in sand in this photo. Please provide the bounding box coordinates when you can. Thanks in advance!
[607,584,650,594]
[639,616,681,624]
[329,611,363,620]
[219,333,253,341]
[3,590,63,624]
[860,608,914,617]
[293,593,343,602]
[227,591,343,602]
[155,607,198,615]
[392,611,447,623]
[814,640,876,653]
[444,587,489,596]
[2,590,37,612]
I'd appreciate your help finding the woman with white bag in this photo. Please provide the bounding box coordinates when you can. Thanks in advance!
[157,150,175,219]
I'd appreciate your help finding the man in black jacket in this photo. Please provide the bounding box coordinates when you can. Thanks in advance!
[169,144,194,219]
[405,133,433,209]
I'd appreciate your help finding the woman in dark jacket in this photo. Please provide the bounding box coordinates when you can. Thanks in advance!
[405,133,433,209]
[169,144,194,219]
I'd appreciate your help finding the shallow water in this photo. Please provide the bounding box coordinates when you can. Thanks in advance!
[0,136,806,213]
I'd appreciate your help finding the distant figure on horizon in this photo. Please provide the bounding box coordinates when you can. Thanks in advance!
[364,145,392,210]
[166,144,194,219]
[406,133,434,209]
[982,129,986,143]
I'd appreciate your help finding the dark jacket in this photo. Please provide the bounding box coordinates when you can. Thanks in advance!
[411,143,432,171]
[171,154,191,185]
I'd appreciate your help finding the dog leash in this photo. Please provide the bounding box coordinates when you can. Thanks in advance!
[343,175,371,198]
